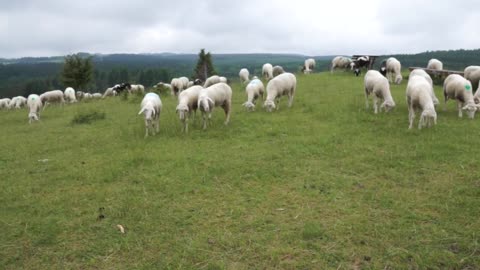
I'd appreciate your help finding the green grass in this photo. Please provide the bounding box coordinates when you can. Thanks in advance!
[1,72,479,269]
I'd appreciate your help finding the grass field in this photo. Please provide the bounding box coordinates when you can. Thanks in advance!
[1,72,479,269]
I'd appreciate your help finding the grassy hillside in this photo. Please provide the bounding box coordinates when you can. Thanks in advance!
[0,72,479,269]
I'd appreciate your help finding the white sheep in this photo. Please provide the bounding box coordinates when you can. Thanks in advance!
[386,57,402,84]
[76,91,84,100]
[409,69,439,105]
[263,72,296,112]
[303,58,316,74]
[187,81,194,88]
[40,90,65,110]
[203,75,226,88]
[197,83,232,130]
[464,66,480,93]
[0,98,11,109]
[179,77,190,89]
[273,65,285,77]
[138,92,162,138]
[242,77,265,111]
[330,56,352,73]
[262,63,273,80]
[27,94,43,123]
[171,78,186,96]
[364,70,396,114]
[443,74,480,119]
[129,84,145,94]
[64,87,77,103]
[176,85,203,133]
[83,93,93,100]
[10,96,27,109]
[239,68,250,84]
[92,93,102,99]
[102,87,117,98]
[406,76,437,129]
[427,59,443,70]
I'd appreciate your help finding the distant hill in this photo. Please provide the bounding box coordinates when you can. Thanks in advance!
[0,49,479,97]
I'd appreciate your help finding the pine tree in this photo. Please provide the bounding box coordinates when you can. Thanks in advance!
[193,49,216,81]
[61,54,94,90]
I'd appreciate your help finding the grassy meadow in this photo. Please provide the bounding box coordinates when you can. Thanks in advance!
[0,72,479,269]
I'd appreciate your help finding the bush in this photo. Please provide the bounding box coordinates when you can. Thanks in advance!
[71,110,106,125]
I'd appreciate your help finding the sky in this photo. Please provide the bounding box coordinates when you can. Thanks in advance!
[0,0,479,58]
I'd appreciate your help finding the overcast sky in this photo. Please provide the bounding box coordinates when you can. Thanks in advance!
[0,0,479,58]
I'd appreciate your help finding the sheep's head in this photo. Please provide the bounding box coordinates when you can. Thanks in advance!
[28,112,39,123]
[381,100,396,112]
[420,109,437,128]
[242,101,255,112]
[350,62,356,70]
[395,75,403,85]
[264,100,276,112]
[198,96,214,113]
[194,79,203,85]
[138,105,155,124]
[462,104,479,119]
[176,104,189,120]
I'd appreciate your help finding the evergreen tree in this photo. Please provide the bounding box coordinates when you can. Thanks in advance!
[61,54,94,90]
[193,49,216,81]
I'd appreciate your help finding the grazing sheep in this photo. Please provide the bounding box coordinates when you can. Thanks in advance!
[204,75,227,88]
[379,60,387,77]
[76,91,85,100]
[474,84,480,104]
[138,92,162,138]
[239,68,250,84]
[187,81,194,88]
[364,70,396,114]
[10,96,27,109]
[443,74,480,119]
[129,84,145,94]
[27,94,42,123]
[262,63,273,80]
[427,59,443,70]
[170,78,185,96]
[409,69,439,106]
[302,58,316,74]
[242,77,265,111]
[112,83,131,94]
[386,57,402,85]
[331,56,352,73]
[351,56,370,70]
[176,85,203,133]
[197,83,232,130]
[179,77,190,89]
[83,93,93,100]
[40,90,65,109]
[273,65,285,77]
[464,66,480,93]
[64,87,77,103]
[92,93,102,99]
[0,98,11,109]
[406,76,437,129]
[102,87,118,98]
[263,72,296,112]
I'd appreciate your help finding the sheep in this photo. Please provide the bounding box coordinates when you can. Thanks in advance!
[464,66,480,93]
[176,85,203,133]
[262,63,273,80]
[83,93,93,100]
[364,70,396,114]
[187,81,194,88]
[386,57,403,85]
[27,94,42,123]
[138,92,162,138]
[112,83,131,94]
[351,56,370,76]
[263,72,296,112]
[40,90,65,109]
[197,83,232,130]
[474,84,480,104]
[64,87,77,103]
[239,68,250,84]
[179,77,190,89]
[379,60,387,77]
[409,69,439,106]
[273,65,285,77]
[203,75,226,88]
[171,78,187,96]
[10,96,27,109]
[102,87,117,98]
[76,91,85,100]
[443,74,480,119]
[406,76,437,129]
[427,59,443,70]
[302,58,316,74]
[242,77,265,111]
[92,93,102,99]
[331,56,352,73]
[0,98,11,109]
[129,84,145,94]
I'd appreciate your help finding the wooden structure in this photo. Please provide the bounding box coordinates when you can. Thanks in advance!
[352,55,380,70]
[408,67,464,79]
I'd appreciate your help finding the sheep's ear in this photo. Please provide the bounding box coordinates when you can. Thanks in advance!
[207,97,214,108]
[138,108,145,115]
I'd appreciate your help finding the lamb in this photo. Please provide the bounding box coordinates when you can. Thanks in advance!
[443,74,480,119]
[386,57,403,84]
[239,68,250,84]
[138,92,162,138]
[197,83,232,130]
[129,84,145,94]
[409,69,439,105]
[364,70,396,114]
[330,56,352,73]
[40,90,65,109]
[302,58,316,74]
[0,98,11,109]
[262,63,273,80]
[27,94,43,123]
[273,65,285,77]
[64,87,77,103]
[263,72,296,112]
[406,76,437,129]
[427,59,443,70]
[464,66,480,93]
[176,85,203,133]
[10,96,27,109]
[242,77,265,111]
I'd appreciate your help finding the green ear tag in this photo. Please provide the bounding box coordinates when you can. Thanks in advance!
[465,85,471,91]
[32,97,35,100]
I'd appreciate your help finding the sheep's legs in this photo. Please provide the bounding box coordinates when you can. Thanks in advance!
[373,96,379,114]
[144,119,149,138]
[365,89,370,109]
[457,102,463,118]
[202,112,207,130]
[288,94,294,108]
[155,115,160,134]
[223,102,231,125]
[408,108,415,129]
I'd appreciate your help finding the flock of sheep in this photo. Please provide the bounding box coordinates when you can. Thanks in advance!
[2,56,480,133]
